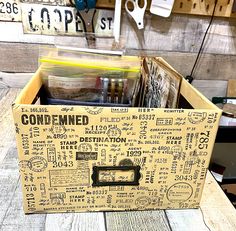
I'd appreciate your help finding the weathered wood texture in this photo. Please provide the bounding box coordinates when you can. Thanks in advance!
[166,209,210,231]
[45,213,106,231]
[150,53,236,81]
[0,88,9,99]
[0,89,21,163]
[0,88,236,231]
[0,13,236,79]
[0,43,236,80]
[0,43,39,73]
[192,80,228,99]
[126,15,236,55]
[1,15,236,54]
[0,72,33,88]
[105,210,171,231]
[0,170,47,231]
[200,172,236,230]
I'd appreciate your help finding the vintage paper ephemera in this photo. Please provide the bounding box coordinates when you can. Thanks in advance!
[14,106,220,212]
[144,58,181,108]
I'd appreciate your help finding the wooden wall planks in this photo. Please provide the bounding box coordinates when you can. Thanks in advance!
[192,80,228,99]
[1,15,236,54]
[0,43,39,73]
[0,12,236,80]
[125,14,236,55]
[138,52,236,80]
[0,44,235,81]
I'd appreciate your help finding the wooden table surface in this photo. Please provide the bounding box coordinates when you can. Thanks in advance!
[1,88,236,231]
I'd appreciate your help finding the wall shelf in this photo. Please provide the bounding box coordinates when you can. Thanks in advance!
[96,0,236,18]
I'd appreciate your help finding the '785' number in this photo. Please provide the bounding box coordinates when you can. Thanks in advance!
[198,131,210,150]
[0,1,18,14]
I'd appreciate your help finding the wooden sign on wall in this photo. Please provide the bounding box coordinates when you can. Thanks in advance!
[21,3,114,36]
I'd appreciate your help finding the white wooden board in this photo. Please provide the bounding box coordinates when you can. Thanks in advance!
[166,209,210,231]
[0,0,21,21]
[105,210,171,231]
[45,213,106,231]
[21,3,114,36]
[0,72,33,88]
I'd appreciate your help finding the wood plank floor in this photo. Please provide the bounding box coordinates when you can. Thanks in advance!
[0,88,236,231]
